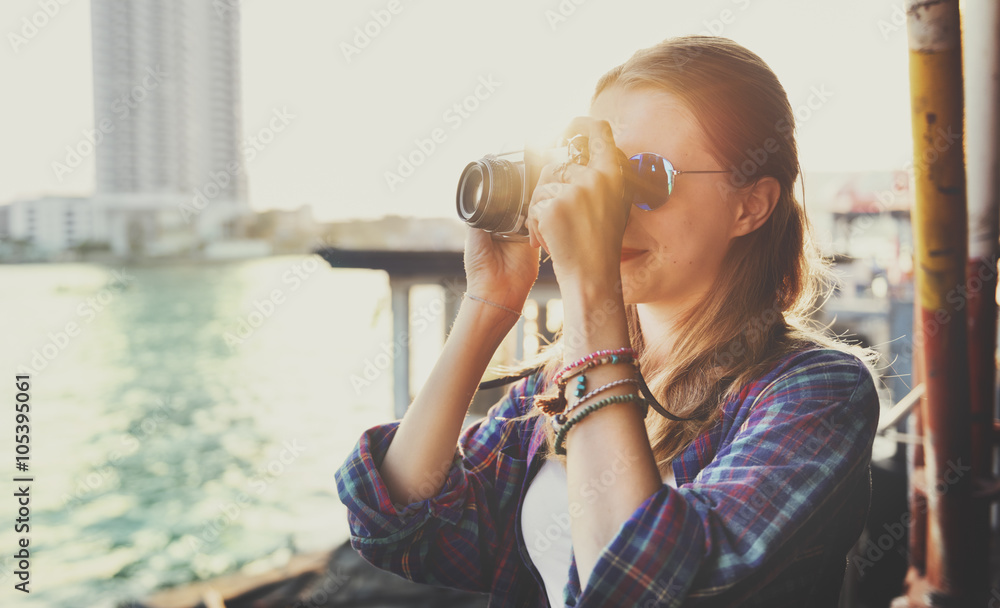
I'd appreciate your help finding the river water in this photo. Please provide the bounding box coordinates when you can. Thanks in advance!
[0,256,443,607]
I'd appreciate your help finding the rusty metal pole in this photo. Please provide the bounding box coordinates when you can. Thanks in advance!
[903,0,978,605]
[963,0,1000,595]
[908,296,927,576]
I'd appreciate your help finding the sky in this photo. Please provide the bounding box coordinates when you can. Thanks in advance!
[0,0,918,222]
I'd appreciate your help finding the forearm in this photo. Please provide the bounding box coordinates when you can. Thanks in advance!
[378,297,516,505]
[560,275,662,586]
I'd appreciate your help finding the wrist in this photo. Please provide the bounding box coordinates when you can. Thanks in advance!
[560,270,621,297]
[464,292,523,318]
[559,273,625,321]
[454,295,520,346]
[553,255,621,290]
[464,282,528,314]
[558,275,629,358]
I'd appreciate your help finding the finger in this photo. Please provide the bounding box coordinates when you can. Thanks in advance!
[527,167,562,251]
[536,159,590,190]
[526,196,556,254]
[529,178,564,207]
[526,202,537,248]
[466,225,487,249]
[534,161,564,188]
[548,160,588,185]
[527,214,548,254]
[563,117,619,175]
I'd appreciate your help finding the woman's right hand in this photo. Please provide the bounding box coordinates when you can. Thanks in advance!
[463,227,540,316]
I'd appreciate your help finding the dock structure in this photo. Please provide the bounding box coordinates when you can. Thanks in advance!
[316,247,560,418]
[138,543,490,608]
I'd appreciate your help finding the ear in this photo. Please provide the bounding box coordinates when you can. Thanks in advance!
[731,176,780,237]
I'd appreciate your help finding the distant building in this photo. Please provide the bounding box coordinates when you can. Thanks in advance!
[322,215,467,251]
[247,205,321,251]
[269,205,317,243]
[4,197,108,254]
[89,0,250,256]
[0,204,9,240]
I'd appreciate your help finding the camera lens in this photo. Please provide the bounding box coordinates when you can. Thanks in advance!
[456,156,524,233]
[458,164,484,219]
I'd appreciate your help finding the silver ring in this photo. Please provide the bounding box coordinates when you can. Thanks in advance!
[567,134,588,165]
[554,161,573,183]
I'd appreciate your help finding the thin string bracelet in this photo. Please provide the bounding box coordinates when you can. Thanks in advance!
[463,292,523,318]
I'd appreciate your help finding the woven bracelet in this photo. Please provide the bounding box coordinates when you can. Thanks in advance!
[535,354,637,416]
[553,392,644,455]
[560,377,639,421]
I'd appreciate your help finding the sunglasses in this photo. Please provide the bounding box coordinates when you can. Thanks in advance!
[624,153,731,211]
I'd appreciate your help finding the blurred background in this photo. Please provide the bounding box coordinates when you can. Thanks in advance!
[0,0,993,606]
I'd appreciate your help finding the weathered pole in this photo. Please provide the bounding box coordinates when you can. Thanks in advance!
[908,295,927,579]
[389,277,411,419]
[963,0,1000,594]
[901,0,978,606]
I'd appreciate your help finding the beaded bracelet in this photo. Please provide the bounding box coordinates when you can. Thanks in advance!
[555,347,637,385]
[535,354,637,415]
[559,377,639,422]
[553,393,645,455]
[554,353,636,389]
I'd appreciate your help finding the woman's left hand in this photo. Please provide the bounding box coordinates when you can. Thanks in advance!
[525,117,631,286]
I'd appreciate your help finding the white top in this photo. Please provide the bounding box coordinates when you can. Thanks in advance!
[521,458,677,607]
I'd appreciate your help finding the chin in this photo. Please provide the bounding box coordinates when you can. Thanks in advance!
[618,280,645,306]
[620,265,670,306]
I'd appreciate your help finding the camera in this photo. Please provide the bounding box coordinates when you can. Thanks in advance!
[456,138,640,239]
[455,145,569,240]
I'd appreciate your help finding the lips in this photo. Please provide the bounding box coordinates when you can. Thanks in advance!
[620,247,648,262]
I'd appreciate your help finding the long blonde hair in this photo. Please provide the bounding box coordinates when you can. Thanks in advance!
[504,36,871,472]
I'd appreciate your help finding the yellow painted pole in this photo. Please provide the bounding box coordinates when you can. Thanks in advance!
[903,0,979,605]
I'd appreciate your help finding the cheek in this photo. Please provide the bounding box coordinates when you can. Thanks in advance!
[622,193,733,302]
[645,209,719,266]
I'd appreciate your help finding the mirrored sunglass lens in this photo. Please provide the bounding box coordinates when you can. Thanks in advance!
[628,154,671,210]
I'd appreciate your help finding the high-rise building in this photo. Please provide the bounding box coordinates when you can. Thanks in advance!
[91,0,247,201]
[89,0,250,255]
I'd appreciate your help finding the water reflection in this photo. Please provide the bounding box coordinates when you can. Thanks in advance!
[0,257,394,606]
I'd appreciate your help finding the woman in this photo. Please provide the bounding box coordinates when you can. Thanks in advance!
[336,35,879,607]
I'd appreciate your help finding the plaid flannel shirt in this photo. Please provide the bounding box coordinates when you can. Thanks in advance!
[335,346,879,607]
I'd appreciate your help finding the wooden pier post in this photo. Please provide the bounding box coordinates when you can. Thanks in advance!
[316,247,558,419]
[389,276,412,419]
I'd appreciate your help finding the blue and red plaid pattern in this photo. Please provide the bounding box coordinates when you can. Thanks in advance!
[335,346,879,607]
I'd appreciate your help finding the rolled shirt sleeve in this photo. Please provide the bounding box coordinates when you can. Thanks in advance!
[335,371,542,592]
